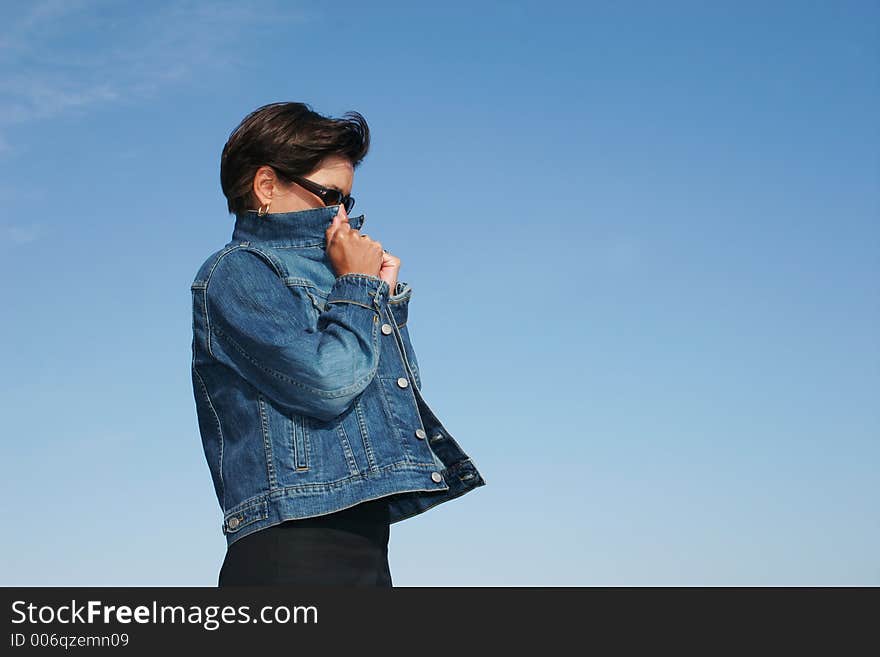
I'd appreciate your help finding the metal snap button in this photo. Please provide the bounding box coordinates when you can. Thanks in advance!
[431,472,443,483]
[415,428,427,440]
[397,377,409,388]
[381,323,393,335]
[227,516,240,530]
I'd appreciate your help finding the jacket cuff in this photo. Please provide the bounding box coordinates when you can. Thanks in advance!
[388,280,412,326]
[327,273,390,312]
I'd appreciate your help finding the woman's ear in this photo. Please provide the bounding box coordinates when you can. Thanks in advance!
[252,166,276,205]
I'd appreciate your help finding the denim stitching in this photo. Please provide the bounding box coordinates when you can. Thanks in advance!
[354,399,378,472]
[257,394,277,488]
[291,413,309,471]
[335,422,360,476]
[193,366,225,509]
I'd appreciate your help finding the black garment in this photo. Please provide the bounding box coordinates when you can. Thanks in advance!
[218,496,392,587]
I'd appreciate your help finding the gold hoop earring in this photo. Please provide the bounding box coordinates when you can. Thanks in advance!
[257,202,270,217]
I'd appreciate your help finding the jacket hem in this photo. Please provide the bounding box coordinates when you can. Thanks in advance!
[221,458,486,548]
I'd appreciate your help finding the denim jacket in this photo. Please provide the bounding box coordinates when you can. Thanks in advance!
[190,204,486,547]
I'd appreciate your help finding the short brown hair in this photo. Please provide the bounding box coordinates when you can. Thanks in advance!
[220,102,370,215]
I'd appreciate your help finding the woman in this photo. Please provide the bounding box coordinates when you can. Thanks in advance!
[190,102,486,587]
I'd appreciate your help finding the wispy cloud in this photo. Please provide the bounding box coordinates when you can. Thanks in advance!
[0,0,311,134]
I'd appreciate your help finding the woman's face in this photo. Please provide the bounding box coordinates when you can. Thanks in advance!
[253,154,354,215]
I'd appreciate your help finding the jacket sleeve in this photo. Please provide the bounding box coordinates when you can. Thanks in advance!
[388,280,422,390]
[205,248,391,422]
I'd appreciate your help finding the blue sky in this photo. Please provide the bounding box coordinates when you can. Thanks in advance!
[1,0,877,585]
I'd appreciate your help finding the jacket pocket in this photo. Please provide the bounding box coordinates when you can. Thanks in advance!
[290,412,310,471]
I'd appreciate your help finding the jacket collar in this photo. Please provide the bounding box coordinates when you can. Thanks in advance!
[231,204,366,245]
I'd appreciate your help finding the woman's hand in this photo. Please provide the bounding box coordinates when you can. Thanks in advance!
[379,250,401,296]
[325,208,385,278]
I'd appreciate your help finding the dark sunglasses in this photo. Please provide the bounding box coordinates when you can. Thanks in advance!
[288,175,355,214]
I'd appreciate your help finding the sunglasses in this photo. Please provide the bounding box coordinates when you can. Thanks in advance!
[287,174,356,214]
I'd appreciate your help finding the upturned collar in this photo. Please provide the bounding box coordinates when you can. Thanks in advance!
[231,204,366,245]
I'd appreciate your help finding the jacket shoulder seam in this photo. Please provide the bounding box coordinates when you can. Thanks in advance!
[203,245,288,357]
